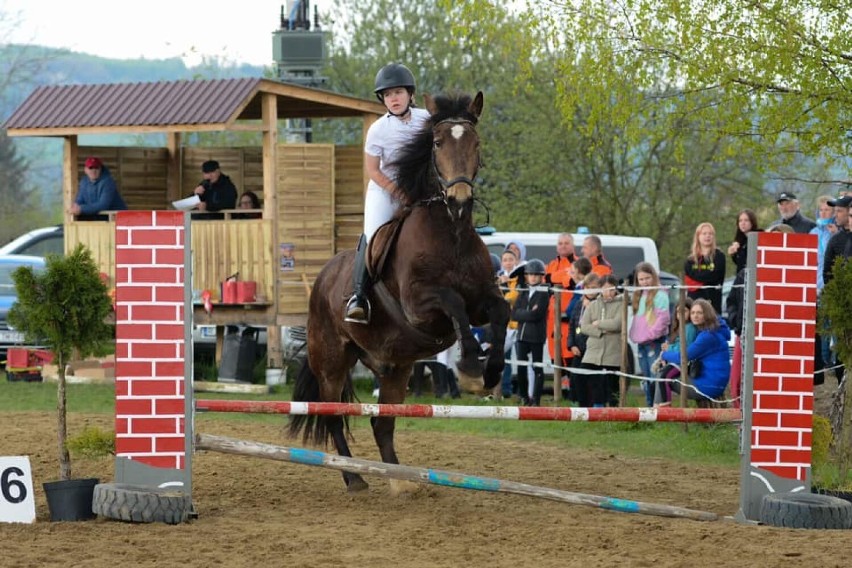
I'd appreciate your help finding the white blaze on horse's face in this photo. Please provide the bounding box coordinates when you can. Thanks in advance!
[433,120,478,203]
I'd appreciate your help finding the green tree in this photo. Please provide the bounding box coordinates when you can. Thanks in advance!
[9,245,114,481]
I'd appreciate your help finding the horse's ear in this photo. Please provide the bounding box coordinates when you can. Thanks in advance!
[469,91,484,118]
[424,94,437,115]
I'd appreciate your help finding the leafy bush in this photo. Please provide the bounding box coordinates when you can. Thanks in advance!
[67,426,115,458]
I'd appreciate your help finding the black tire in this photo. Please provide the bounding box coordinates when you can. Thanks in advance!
[760,492,852,529]
[92,483,191,525]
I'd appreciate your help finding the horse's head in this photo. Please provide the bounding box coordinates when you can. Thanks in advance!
[424,91,483,204]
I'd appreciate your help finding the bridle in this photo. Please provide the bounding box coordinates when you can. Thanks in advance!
[431,118,481,194]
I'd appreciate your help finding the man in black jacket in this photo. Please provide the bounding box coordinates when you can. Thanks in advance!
[193,160,238,212]
[776,191,817,234]
[822,194,852,286]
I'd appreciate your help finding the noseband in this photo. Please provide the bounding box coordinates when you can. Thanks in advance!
[431,118,481,193]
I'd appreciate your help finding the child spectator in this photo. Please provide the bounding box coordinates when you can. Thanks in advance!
[511,259,549,406]
[567,272,600,406]
[498,249,520,398]
[653,298,697,406]
[628,262,671,407]
[580,275,622,407]
[727,209,761,274]
[561,256,592,398]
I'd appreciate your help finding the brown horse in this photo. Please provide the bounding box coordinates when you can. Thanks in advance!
[288,91,510,492]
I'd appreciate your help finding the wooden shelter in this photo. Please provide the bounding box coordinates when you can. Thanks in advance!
[4,77,385,365]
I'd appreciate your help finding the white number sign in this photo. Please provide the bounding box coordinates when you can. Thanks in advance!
[0,457,36,524]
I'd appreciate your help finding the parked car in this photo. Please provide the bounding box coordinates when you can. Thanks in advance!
[0,225,64,257]
[0,255,47,362]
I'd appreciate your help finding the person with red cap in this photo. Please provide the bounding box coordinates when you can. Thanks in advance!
[69,157,127,217]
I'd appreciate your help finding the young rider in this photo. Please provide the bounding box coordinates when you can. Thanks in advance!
[345,63,431,324]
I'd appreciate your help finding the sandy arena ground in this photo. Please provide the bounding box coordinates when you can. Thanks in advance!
[2,392,850,568]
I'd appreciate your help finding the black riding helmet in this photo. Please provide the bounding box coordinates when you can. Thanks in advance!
[374,63,416,102]
[524,259,547,275]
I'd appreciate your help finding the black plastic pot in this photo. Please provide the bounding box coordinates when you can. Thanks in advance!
[813,486,852,504]
[43,478,99,521]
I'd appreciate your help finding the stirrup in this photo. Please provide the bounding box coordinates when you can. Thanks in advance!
[344,295,371,324]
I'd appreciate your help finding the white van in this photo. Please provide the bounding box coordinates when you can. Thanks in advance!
[480,231,659,279]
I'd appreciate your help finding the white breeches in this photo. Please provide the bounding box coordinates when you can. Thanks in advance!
[363,185,399,242]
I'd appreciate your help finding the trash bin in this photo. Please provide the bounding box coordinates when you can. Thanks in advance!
[218,326,258,382]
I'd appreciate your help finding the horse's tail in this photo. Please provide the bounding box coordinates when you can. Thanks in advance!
[287,359,355,446]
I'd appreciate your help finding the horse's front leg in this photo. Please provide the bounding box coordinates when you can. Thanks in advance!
[372,364,420,496]
[477,289,510,391]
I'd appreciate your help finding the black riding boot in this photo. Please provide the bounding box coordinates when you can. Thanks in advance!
[344,234,371,324]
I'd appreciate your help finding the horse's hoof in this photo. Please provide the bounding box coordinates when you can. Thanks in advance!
[389,479,421,497]
[346,477,370,493]
[456,369,485,394]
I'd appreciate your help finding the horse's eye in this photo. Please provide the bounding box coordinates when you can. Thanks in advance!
[433,139,442,148]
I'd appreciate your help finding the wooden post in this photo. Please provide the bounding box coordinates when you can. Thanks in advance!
[552,287,562,404]
[261,92,283,368]
[62,136,78,234]
[619,291,629,407]
[165,132,182,205]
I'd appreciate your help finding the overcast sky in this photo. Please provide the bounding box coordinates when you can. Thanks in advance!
[1,0,333,66]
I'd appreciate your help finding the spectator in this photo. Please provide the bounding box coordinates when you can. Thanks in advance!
[567,272,600,406]
[582,235,613,277]
[194,160,238,213]
[498,249,520,399]
[235,191,262,220]
[810,195,839,291]
[562,257,593,398]
[505,240,527,263]
[69,157,127,218]
[511,259,549,406]
[628,262,671,407]
[661,299,731,403]
[580,274,622,407]
[823,194,852,287]
[654,298,698,406]
[545,233,577,393]
[684,222,726,314]
[727,209,761,273]
[776,191,816,234]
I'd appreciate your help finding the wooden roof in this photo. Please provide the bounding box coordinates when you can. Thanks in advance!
[3,77,384,137]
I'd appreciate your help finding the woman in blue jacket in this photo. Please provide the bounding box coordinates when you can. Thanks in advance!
[661,298,731,401]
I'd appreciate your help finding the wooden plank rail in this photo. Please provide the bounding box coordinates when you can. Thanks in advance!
[195,433,720,522]
[194,400,743,423]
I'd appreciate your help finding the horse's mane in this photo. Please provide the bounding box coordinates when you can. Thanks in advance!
[391,92,479,206]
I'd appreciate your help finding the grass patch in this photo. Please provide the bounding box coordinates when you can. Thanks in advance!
[0,378,741,468]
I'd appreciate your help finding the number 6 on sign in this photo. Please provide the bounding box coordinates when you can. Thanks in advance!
[0,457,36,524]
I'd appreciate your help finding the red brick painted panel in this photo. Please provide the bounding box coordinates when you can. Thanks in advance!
[759,321,805,339]
[761,465,805,480]
[115,266,129,284]
[756,267,783,283]
[155,324,185,341]
[155,361,185,378]
[115,437,153,455]
[760,249,805,267]
[131,342,177,360]
[117,211,155,226]
[130,266,179,284]
[115,417,128,435]
[115,398,153,416]
[131,229,180,247]
[155,248,186,265]
[780,412,815,429]
[755,303,783,320]
[130,305,178,322]
[757,232,785,249]
[782,304,817,321]
[784,268,817,285]
[116,228,129,246]
[115,342,129,359]
[116,285,154,303]
[759,357,804,375]
[757,393,804,411]
[155,398,186,415]
[751,411,779,428]
[752,376,780,392]
[155,436,187,453]
[779,449,812,465]
[806,287,817,303]
[130,379,179,397]
[759,285,804,304]
[116,361,153,378]
[154,286,184,303]
[154,211,185,227]
[780,376,814,393]
[115,248,153,266]
[784,233,818,249]
[753,339,781,356]
[116,323,154,341]
[115,304,129,322]
[177,455,185,470]
[133,455,181,469]
[755,429,801,448]
[750,448,779,464]
[782,340,816,358]
[801,395,814,411]
[131,417,180,435]
[115,379,129,397]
